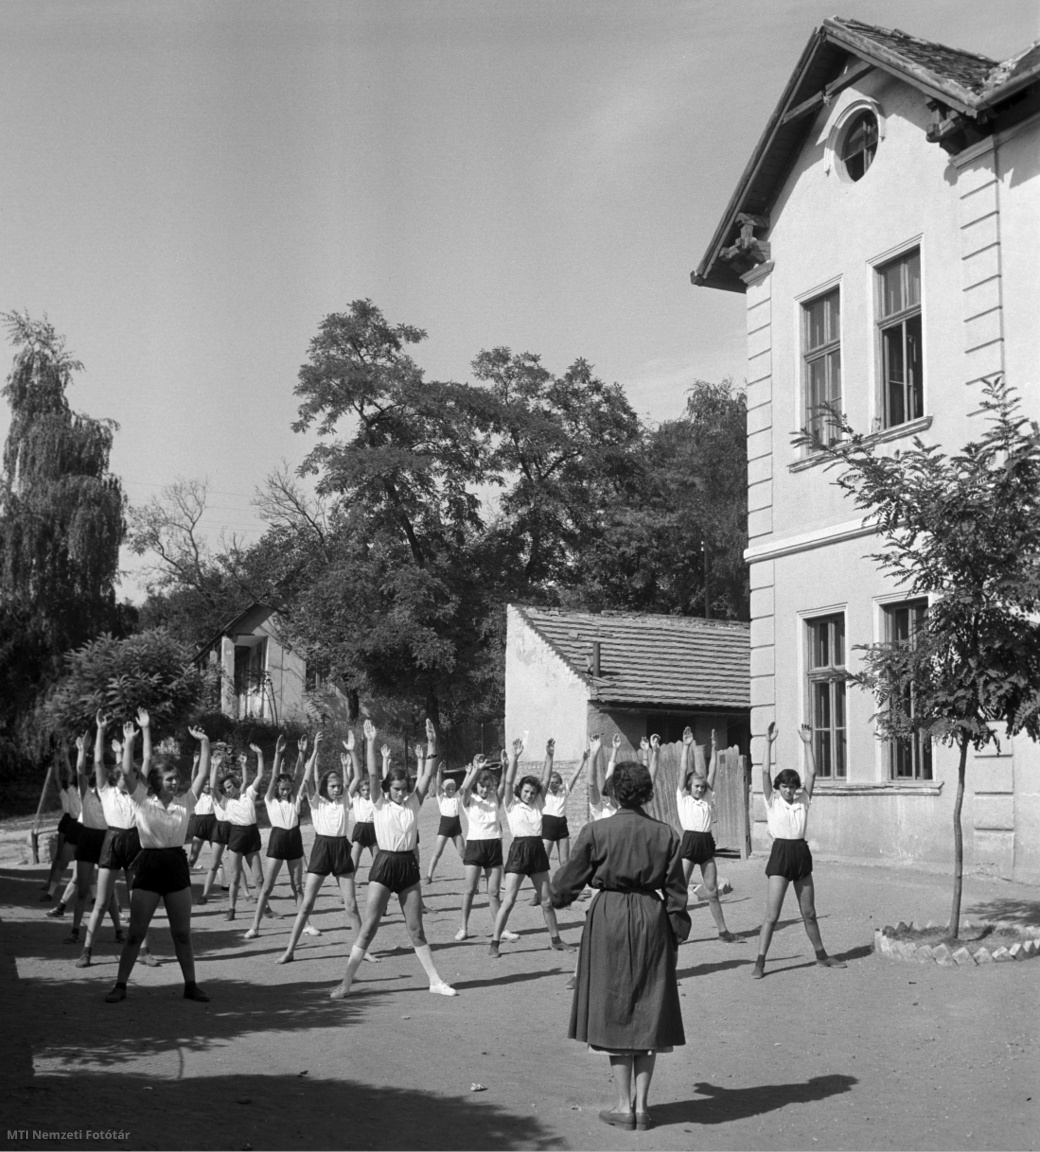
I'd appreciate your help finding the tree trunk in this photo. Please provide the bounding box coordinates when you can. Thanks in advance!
[949,736,969,939]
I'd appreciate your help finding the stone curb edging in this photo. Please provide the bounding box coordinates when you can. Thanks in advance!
[874,920,1040,966]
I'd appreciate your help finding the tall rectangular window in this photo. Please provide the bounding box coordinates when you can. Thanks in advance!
[806,613,846,777]
[878,249,922,428]
[883,599,932,780]
[802,289,841,446]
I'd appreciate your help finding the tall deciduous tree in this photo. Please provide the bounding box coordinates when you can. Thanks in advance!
[797,376,1040,937]
[0,313,125,763]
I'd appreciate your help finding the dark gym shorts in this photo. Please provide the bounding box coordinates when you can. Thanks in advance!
[189,813,217,842]
[351,821,377,849]
[368,849,420,894]
[505,835,550,876]
[765,837,813,882]
[134,847,191,895]
[99,826,141,872]
[437,814,463,838]
[680,830,716,866]
[267,826,305,861]
[463,838,503,870]
[308,833,354,878]
[74,826,107,865]
[227,824,262,855]
[215,820,231,846]
[541,814,569,842]
[64,819,83,847]
[58,813,77,840]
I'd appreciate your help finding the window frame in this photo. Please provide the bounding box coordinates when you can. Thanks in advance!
[876,247,923,430]
[805,612,847,779]
[882,598,933,782]
[839,109,879,182]
[801,286,842,449]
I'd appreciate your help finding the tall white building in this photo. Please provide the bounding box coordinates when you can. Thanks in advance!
[694,18,1040,882]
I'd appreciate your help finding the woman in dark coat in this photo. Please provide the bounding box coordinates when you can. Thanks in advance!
[550,759,690,1132]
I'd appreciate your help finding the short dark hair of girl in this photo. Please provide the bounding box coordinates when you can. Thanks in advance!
[381,766,412,795]
[514,774,542,800]
[317,769,342,800]
[219,774,237,794]
[475,768,498,792]
[773,768,802,790]
[146,765,165,797]
[611,761,653,809]
[274,772,294,795]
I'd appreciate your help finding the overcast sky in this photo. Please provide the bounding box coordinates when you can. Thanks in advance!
[1,0,1037,600]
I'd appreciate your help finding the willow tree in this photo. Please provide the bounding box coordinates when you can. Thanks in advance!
[0,313,125,760]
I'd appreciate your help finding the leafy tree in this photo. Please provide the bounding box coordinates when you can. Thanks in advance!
[472,347,643,590]
[44,628,208,741]
[797,376,1040,937]
[0,313,126,765]
[565,379,748,619]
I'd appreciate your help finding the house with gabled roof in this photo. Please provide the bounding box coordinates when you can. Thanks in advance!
[194,601,349,726]
[693,18,1040,881]
[506,604,750,829]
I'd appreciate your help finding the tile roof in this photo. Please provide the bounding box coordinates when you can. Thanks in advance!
[515,605,749,711]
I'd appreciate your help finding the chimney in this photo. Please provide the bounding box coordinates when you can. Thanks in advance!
[591,640,601,677]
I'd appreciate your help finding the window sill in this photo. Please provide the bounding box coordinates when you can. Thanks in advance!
[788,415,933,473]
[811,780,944,796]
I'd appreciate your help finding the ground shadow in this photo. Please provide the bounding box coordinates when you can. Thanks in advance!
[677,957,751,979]
[4,1067,562,1151]
[966,896,1040,927]
[653,1074,858,1126]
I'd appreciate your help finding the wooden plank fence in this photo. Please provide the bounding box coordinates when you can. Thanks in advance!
[644,741,750,858]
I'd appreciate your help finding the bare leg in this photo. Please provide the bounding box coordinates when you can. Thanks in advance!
[486,865,502,930]
[227,851,244,916]
[794,876,846,967]
[106,887,161,998]
[81,866,116,953]
[752,875,789,976]
[331,881,392,998]
[633,1053,656,1116]
[607,1056,635,1117]
[534,872,566,945]
[700,859,735,939]
[457,864,481,939]
[399,884,454,993]
[490,872,522,952]
[247,857,283,937]
[335,873,377,959]
[69,861,95,940]
[200,843,224,901]
[279,871,324,962]
[427,835,449,882]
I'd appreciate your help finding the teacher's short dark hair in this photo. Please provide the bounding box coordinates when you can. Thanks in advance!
[611,761,653,809]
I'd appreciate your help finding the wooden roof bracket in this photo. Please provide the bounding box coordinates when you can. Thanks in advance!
[780,58,876,126]
[719,212,771,277]
[925,99,992,155]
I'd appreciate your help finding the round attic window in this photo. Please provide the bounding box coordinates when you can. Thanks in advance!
[839,109,879,181]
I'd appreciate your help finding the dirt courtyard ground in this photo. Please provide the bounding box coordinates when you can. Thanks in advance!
[1,802,1037,1152]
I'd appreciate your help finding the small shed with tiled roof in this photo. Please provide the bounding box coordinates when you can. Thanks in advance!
[506,603,749,797]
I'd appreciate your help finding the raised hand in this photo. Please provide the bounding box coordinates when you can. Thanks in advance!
[589,734,602,755]
[342,731,356,753]
[767,722,778,744]
[298,735,309,755]
[136,708,150,729]
[797,723,812,745]
[650,733,660,750]
[682,726,694,746]
[313,731,324,748]
[512,737,524,757]
[123,720,137,743]
[249,742,262,755]
[95,709,109,731]
[711,729,718,749]
[364,719,376,742]
[188,725,208,743]
[275,734,287,754]
[381,744,391,761]
[474,753,488,770]
[75,732,87,753]
[426,717,436,741]
[110,738,123,757]
[546,738,555,756]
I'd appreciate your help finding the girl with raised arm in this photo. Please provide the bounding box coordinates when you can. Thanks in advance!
[221,746,267,921]
[66,731,117,947]
[104,718,211,1003]
[751,722,846,979]
[246,734,308,938]
[278,732,370,963]
[676,728,737,943]
[197,744,230,905]
[331,719,455,999]
[186,751,217,872]
[455,751,511,943]
[76,711,160,968]
[587,734,614,822]
[541,747,588,867]
[347,731,378,870]
[425,760,465,884]
[489,738,570,957]
[41,746,79,907]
